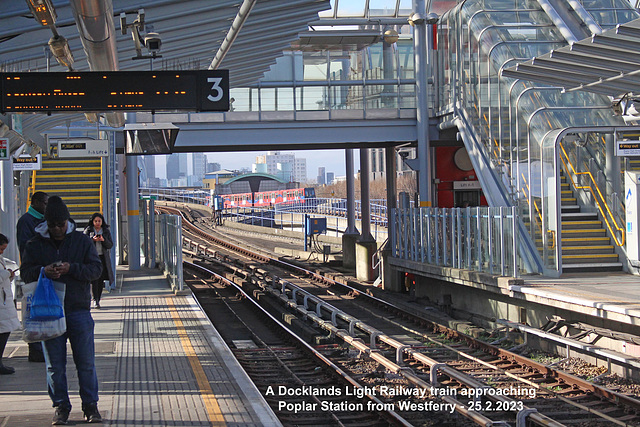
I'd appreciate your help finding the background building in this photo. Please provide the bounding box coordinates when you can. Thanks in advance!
[317,167,326,185]
[254,151,306,182]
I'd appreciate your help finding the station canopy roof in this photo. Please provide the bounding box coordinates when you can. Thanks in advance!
[502,17,640,97]
[0,0,331,87]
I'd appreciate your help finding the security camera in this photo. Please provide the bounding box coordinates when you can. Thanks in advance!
[144,32,162,53]
[398,150,410,159]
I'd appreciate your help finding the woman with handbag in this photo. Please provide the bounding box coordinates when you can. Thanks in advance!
[83,213,114,309]
[0,233,21,375]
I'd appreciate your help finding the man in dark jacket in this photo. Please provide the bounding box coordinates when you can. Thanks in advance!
[20,196,103,425]
[16,191,48,362]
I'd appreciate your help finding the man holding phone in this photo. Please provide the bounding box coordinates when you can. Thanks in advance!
[20,196,103,425]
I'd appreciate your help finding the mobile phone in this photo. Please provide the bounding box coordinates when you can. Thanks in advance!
[54,261,63,267]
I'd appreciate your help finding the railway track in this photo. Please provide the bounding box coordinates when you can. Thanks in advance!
[161,204,640,426]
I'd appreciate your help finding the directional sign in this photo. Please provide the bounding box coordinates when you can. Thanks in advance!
[616,140,640,156]
[0,70,229,113]
[13,154,41,170]
[0,138,8,160]
[54,139,109,158]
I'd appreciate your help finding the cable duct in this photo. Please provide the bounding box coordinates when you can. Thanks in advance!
[68,0,124,128]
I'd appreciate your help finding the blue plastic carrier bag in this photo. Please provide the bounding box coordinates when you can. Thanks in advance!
[29,267,64,321]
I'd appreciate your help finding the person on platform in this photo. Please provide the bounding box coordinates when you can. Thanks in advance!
[20,196,103,425]
[0,234,20,375]
[83,213,114,309]
[16,190,49,363]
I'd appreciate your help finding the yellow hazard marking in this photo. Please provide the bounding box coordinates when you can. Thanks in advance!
[127,210,139,216]
[167,297,226,425]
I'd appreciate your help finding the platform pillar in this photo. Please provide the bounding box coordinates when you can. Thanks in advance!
[126,154,140,270]
[342,149,359,269]
[0,159,18,261]
[355,240,378,282]
[342,233,359,269]
[382,146,401,291]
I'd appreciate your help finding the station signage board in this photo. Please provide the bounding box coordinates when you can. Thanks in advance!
[0,70,229,113]
[453,180,482,190]
[55,139,109,158]
[0,138,8,160]
[616,140,640,156]
[13,153,42,170]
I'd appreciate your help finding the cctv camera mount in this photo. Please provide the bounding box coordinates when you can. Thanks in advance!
[120,9,162,60]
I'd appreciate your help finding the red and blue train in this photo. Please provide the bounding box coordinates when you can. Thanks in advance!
[220,187,316,208]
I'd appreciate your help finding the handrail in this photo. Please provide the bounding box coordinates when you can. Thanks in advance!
[99,158,104,215]
[372,238,388,271]
[520,174,553,249]
[26,170,37,210]
[558,142,625,246]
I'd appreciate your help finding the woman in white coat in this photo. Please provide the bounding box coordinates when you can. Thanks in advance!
[0,233,20,374]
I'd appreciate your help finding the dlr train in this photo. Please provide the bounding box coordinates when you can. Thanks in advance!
[220,187,316,209]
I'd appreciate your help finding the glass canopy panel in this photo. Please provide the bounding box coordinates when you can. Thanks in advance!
[399,0,412,15]
[337,0,367,17]
[369,0,397,16]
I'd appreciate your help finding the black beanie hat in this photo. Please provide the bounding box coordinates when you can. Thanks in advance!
[45,196,70,222]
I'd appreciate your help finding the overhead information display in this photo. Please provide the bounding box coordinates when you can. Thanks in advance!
[0,70,229,113]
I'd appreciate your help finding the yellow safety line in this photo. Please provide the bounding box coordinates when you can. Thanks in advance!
[167,297,226,425]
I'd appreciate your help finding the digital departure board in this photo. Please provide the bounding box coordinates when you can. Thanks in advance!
[0,70,229,113]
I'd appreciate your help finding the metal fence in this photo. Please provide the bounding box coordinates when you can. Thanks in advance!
[153,214,183,292]
[392,207,519,277]
[225,206,388,242]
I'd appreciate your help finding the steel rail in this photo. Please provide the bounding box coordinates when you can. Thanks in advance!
[162,203,640,415]
[185,261,413,427]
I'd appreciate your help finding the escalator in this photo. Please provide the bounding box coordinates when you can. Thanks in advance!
[436,0,639,275]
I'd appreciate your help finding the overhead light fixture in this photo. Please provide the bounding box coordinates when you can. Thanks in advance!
[48,35,74,68]
[26,0,57,27]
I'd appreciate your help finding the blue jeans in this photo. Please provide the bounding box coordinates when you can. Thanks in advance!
[42,310,99,409]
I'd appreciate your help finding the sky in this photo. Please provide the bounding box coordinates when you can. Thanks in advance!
[207,149,359,180]
[154,149,359,182]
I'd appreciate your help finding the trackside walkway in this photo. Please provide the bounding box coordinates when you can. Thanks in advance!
[0,267,280,427]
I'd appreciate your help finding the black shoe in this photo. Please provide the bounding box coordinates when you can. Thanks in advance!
[95,301,101,309]
[52,405,71,425]
[0,365,15,375]
[82,403,102,423]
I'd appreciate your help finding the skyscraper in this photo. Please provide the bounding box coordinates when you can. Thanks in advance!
[192,152,205,183]
[167,153,188,181]
[317,167,326,185]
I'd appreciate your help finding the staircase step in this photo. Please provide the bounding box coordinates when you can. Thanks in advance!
[561,229,607,237]
[561,212,598,220]
[562,253,619,263]
[561,204,580,213]
[562,220,602,230]
[37,174,101,179]
[38,167,101,172]
[562,245,614,254]
[561,197,577,203]
[34,188,100,194]
[36,180,101,186]
[560,237,611,246]
[563,262,624,272]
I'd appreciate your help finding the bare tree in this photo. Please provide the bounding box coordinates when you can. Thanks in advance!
[314,172,417,201]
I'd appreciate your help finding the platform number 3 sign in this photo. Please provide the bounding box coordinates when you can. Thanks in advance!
[0,138,8,160]
[199,70,230,112]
